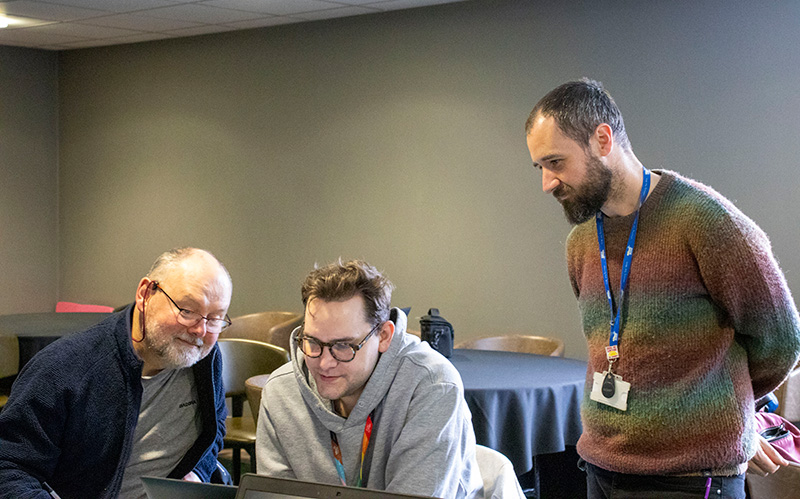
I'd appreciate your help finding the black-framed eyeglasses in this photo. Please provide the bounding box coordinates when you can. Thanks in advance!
[154,282,232,334]
[296,321,383,363]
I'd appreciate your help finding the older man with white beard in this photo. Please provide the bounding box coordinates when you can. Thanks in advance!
[0,247,232,499]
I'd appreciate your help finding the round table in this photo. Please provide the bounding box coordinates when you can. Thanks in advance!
[449,348,587,496]
[0,312,112,371]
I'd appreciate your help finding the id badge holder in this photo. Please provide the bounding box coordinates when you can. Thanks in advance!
[590,348,630,411]
[591,371,630,411]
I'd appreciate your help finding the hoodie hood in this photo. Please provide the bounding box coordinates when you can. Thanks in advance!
[289,307,421,431]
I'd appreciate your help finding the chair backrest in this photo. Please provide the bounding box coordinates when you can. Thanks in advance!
[456,335,565,357]
[773,361,800,422]
[746,461,800,499]
[267,314,304,352]
[224,311,302,350]
[217,338,290,399]
[245,374,271,422]
[475,445,525,499]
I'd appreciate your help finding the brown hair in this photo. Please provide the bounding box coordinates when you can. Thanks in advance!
[301,259,393,325]
[525,78,631,151]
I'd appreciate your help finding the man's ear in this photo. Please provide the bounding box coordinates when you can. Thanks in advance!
[378,321,395,353]
[134,278,153,312]
[593,123,614,157]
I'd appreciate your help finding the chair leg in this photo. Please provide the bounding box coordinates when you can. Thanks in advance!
[249,443,256,474]
[233,447,241,485]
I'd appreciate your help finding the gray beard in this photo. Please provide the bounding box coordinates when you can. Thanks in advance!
[143,318,210,370]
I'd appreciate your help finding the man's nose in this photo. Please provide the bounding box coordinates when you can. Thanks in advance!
[187,319,209,336]
[542,169,560,193]
[319,347,338,369]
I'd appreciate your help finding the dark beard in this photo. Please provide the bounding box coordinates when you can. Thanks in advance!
[558,154,613,225]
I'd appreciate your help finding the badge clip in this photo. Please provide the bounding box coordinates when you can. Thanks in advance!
[590,371,630,411]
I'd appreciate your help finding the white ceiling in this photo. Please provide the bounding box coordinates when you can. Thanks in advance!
[0,0,465,51]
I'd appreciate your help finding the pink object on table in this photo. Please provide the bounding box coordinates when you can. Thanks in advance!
[55,301,114,313]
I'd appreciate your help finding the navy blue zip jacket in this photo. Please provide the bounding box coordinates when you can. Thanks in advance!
[0,305,227,498]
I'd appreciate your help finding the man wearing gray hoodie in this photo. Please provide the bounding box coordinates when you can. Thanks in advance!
[255,259,482,498]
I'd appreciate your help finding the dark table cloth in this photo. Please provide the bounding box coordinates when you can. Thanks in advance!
[448,349,586,475]
[0,312,112,371]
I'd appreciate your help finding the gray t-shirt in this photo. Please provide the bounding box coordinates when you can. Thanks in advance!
[119,367,202,499]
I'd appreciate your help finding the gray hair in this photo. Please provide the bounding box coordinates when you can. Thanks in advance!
[147,247,231,286]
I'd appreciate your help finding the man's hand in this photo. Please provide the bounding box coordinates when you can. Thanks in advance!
[748,434,789,476]
[183,471,202,482]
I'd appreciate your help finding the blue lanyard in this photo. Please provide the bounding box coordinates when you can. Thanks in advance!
[596,167,651,362]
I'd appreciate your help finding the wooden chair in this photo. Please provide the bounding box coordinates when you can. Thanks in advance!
[772,361,800,423]
[217,338,290,483]
[745,361,800,497]
[746,464,800,499]
[245,373,272,422]
[225,311,302,352]
[456,335,565,357]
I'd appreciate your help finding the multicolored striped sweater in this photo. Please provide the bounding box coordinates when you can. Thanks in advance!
[567,169,800,475]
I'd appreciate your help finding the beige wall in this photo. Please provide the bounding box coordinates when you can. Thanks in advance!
[0,46,59,375]
[4,0,800,366]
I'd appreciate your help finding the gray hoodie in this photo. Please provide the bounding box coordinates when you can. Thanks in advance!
[256,308,482,498]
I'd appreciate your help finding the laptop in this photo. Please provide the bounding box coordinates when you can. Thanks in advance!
[141,476,236,499]
[141,474,433,499]
[236,474,433,498]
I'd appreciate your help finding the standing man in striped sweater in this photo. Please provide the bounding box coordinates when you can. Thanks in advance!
[524,79,800,498]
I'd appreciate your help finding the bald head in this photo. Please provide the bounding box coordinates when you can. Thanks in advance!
[148,247,229,283]
[146,248,232,304]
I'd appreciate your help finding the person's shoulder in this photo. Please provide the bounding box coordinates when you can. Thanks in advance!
[260,361,310,416]
[24,313,127,379]
[567,219,595,238]
[40,316,120,360]
[663,170,734,213]
[397,342,462,386]
[565,218,596,252]
[661,170,760,230]
[262,362,297,392]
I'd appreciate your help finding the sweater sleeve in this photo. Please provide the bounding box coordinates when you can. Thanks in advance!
[255,385,296,478]
[383,378,479,498]
[691,198,800,399]
[0,357,70,499]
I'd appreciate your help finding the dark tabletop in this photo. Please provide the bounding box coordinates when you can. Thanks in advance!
[449,349,587,474]
[0,312,112,337]
[0,312,112,371]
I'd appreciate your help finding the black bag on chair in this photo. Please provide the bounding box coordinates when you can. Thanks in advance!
[420,308,454,358]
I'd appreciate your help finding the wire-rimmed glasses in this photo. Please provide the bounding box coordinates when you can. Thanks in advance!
[154,282,232,334]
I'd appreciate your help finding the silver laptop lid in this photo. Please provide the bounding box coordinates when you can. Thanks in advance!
[141,476,237,499]
[235,474,433,499]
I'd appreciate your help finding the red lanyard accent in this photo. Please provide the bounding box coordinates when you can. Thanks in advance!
[329,410,375,487]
